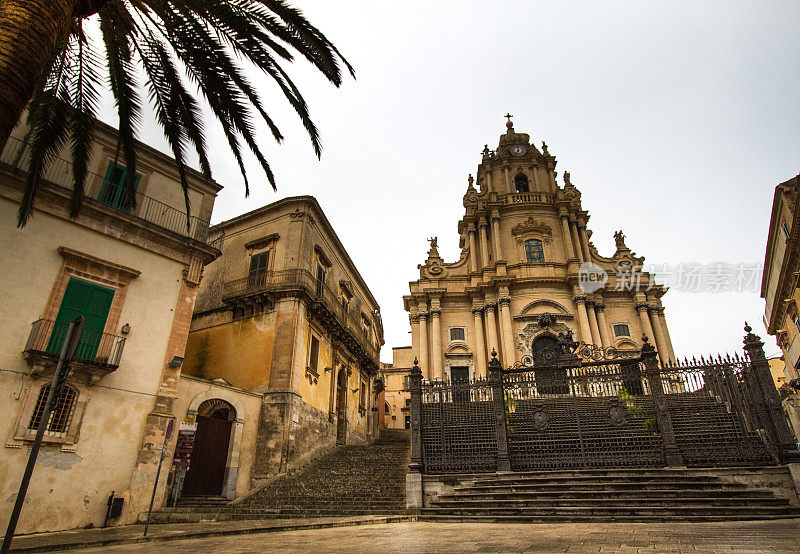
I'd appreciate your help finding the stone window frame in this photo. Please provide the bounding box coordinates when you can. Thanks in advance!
[6,377,91,451]
[244,233,279,276]
[42,247,141,339]
[449,326,466,343]
[6,248,139,450]
[523,238,545,263]
[613,322,632,338]
[514,232,551,264]
[358,374,367,415]
[306,333,321,385]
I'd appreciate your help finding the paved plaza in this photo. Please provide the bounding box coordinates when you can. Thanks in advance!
[67,519,800,553]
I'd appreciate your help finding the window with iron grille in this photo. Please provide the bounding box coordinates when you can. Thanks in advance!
[524,239,544,262]
[450,327,465,342]
[28,384,77,434]
[613,323,631,337]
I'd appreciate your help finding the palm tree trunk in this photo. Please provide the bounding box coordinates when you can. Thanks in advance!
[0,0,75,149]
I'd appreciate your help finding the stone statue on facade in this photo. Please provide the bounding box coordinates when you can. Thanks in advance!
[613,230,627,249]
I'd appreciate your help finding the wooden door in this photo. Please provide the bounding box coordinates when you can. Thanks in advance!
[182,415,232,496]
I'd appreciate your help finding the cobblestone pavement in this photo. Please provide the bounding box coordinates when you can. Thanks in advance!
[68,519,800,553]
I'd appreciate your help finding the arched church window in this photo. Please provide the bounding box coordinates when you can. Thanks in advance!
[385,401,391,414]
[524,239,544,263]
[514,173,529,193]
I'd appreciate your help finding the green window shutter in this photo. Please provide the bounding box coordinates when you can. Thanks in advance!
[47,278,115,360]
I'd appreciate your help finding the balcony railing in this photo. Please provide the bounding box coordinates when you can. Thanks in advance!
[504,192,555,205]
[24,319,126,373]
[1,135,212,242]
[222,269,379,362]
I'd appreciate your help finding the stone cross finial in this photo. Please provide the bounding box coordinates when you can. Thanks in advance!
[504,113,513,123]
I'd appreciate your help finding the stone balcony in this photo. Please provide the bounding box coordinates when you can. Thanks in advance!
[23,318,126,384]
[222,269,379,370]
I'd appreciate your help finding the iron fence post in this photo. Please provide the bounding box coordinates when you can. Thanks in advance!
[489,349,511,472]
[409,358,424,474]
[742,324,800,463]
[641,336,683,467]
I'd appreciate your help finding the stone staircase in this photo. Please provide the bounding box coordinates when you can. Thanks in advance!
[146,429,410,523]
[419,468,800,522]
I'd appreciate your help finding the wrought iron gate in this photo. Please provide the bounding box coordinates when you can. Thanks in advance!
[409,326,796,475]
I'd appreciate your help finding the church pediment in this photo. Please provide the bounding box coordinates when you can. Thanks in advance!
[511,217,553,238]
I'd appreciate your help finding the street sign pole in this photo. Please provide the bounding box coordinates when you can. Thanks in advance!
[2,316,85,553]
[143,418,173,537]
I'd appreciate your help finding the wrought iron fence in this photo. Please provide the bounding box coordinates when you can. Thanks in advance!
[408,327,798,475]
[24,319,126,368]
[1,135,212,242]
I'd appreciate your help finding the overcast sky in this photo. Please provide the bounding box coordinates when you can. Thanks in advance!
[98,1,800,362]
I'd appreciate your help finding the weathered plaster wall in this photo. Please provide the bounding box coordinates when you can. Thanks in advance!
[0,197,186,533]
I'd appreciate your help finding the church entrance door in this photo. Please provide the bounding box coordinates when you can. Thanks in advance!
[336,368,347,444]
[182,402,235,497]
[531,335,568,394]
[450,366,470,402]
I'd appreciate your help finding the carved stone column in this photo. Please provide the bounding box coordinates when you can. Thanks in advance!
[573,296,592,344]
[586,300,601,346]
[491,213,503,262]
[485,168,493,191]
[418,311,429,379]
[636,302,655,344]
[503,166,512,193]
[658,308,676,361]
[467,226,478,273]
[560,212,576,259]
[595,303,611,348]
[498,297,515,366]
[648,306,671,364]
[430,307,443,380]
[472,307,487,378]
[569,219,584,263]
[577,222,591,262]
[484,302,500,363]
[478,221,490,268]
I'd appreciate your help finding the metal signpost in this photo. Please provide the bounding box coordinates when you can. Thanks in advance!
[143,418,174,537]
[2,316,85,553]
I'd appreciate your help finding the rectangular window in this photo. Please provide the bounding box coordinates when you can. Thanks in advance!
[613,324,631,337]
[450,327,465,341]
[315,264,326,296]
[249,251,269,275]
[360,379,367,409]
[404,375,411,390]
[48,277,115,360]
[783,219,791,240]
[98,162,141,213]
[525,239,545,262]
[309,336,320,374]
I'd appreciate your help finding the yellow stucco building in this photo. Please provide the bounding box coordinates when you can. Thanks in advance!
[762,175,800,381]
[403,118,675,382]
[181,196,384,493]
[0,121,221,533]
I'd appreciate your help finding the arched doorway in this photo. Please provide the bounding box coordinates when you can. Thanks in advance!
[531,335,568,395]
[336,368,348,444]
[182,399,236,497]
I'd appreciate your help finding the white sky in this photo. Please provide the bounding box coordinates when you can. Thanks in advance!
[97,1,800,362]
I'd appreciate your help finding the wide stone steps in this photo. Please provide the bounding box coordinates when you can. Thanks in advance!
[419,468,800,522]
[148,429,410,523]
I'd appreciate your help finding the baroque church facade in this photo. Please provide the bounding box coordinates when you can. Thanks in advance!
[403,118,676,383]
